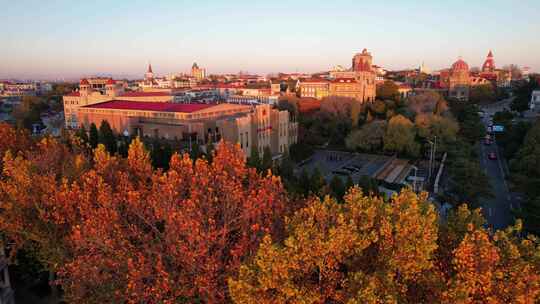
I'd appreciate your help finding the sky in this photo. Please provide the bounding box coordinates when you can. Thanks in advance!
[1,0,539,80]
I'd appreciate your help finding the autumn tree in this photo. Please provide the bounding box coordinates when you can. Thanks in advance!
[230,190,540,304]
[0,136,88,272]
[407,91,448,116]
[384,114,419,156]
[229,188,440,303]
[54,140,287,303]
[415,113,459,152]
[376,80,400,101]
[345,120,387,152]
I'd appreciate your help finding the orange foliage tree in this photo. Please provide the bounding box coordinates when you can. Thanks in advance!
[51,139,287,303]
[230,190,540,304]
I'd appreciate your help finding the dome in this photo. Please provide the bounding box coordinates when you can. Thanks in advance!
[451,58,469,72]
[106,78,116,85]
[80,78,89,85]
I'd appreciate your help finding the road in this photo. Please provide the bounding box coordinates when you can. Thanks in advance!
[478,99,514,230]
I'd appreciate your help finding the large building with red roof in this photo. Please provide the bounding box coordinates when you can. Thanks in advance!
[64,78,297,158]
[63,78,174,128]
[76,101,297,158]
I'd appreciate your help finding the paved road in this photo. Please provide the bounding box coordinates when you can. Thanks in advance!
[478,99,515,230]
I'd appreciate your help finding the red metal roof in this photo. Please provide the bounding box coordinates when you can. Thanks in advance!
[106,78,116,85]
[80,78,89,85]
[84,100,215,113]
[65,92,80,97]
[119,91,170,97]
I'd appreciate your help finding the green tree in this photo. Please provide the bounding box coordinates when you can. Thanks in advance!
[376,80,400,101]
[75,125,89,144]
[205,142,215,162]
[447,157,492,207]
[298,168,311,196]
[469,84,496,104]
[12,96,49,130]
[345,120,387,152]
[248,146,261,170]
[89,123,99,149]
[345,175,354,193]
[511,75,539,112]
[383,114,419,156]
[310,167,325,196]
[415,114,459,152]
[261,146,272,172]
[329,175,345,200]
[510,119,540,234]
[98,120,116,154]
[358,175,378,195]
[190,141,202,160]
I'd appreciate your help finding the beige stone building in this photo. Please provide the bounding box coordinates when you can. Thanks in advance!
[329,78,363,100]
[298,78,330,100]
[191,62,206,81]
[76,101,297,159]
[329,49,377,102]
[63,78,173,128]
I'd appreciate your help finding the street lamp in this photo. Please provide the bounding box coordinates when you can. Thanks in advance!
[427,136,437,183]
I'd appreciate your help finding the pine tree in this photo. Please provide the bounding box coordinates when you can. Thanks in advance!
[247,146,261,171]
[89,123,99,149]
[329,175,345,201]
[98,120,116,154]
[262,146,273,172]
[75,125,89,144]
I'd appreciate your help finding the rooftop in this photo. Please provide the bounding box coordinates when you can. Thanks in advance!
[119,91,171,97]
[83,100,215,113]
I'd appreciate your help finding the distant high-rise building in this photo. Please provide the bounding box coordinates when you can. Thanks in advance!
[191,62,206,80]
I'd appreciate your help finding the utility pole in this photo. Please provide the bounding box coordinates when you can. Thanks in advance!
[0,246,14,304]
[427,139,434,182]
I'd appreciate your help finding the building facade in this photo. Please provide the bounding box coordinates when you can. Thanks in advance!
[530,90,540,113]
[63,78,173,128]
[329,78,363,100]
[76,101,297,158]
[298,79,330,99]
[191,62,206,81]
[329,49,377,102]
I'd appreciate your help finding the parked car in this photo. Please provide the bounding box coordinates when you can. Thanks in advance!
[488,152,497,160]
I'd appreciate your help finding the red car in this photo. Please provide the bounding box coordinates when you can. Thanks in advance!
[488,152,497,160]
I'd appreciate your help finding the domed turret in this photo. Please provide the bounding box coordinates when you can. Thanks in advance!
[451,58,469,72]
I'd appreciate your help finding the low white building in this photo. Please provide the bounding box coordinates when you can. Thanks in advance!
[530,90,540,112]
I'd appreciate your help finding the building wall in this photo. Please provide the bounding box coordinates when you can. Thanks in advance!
[299,82,330,100]
[329,80,363,100]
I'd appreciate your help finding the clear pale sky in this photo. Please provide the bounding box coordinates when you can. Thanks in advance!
[1,0,539,80]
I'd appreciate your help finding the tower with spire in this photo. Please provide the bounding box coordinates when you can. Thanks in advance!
[482,50,495,73]
[145,62,154,81]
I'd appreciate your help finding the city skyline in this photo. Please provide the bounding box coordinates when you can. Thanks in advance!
[2,0,540,80]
